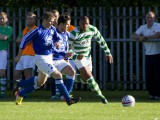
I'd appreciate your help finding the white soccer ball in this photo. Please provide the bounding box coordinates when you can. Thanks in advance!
[122,95,135,107]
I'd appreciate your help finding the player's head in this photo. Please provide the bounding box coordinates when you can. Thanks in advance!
[79,16,89,32]
[0,12,8,26]
[57,14,71,32]
[146,11,155,27]
[42,11,55,28]
[26,12,36,27]
[52,9,59,27]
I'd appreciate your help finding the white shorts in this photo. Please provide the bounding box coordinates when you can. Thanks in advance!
[0,50,7,69]
[54,59,69,72]
[69,60,76,71]
[15,55,35,70]
[74,57,92,72]
[34,54,57,76]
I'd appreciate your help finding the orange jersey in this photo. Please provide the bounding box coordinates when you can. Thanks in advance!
[68,25,75,32]
[21,25,37,56]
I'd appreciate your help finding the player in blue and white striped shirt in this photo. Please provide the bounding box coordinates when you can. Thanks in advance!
[13,12,80,106]
[51,14,75,100]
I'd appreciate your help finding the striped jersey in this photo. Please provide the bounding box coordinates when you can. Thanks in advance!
[69,24,111,59]
[19,25,61,55]
[53,28,70,60]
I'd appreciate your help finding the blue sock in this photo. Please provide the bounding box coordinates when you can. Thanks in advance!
[55,78,70,102]
[19,86,35,97]
[64,75,74,94]
[18,77,36,88]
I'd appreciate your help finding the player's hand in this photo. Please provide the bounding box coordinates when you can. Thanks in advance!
[105,55,113,63]
[0,34,8,40]
[65,52,73,59]
[77,54,83,60]
[55,42,60,48]
[15,55,21,63]
[139,36,145,42]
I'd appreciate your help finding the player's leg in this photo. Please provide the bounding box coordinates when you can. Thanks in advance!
[23,55,35,79]
[0,69,6,98]
[15,55,50,105]
[53,60,75,100]
[51,60,74,100]
[0,50,8,98]
[59,60,75,94]
[50,77,59,99]
[75,57,108,104]
[15,72,46,105]
[51,69,78,105]
[14,58,24,93]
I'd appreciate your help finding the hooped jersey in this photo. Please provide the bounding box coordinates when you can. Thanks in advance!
[69,24,111,59]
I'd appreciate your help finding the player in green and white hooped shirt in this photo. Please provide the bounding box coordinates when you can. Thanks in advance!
[0,12,13,98]
[69,16,113,104]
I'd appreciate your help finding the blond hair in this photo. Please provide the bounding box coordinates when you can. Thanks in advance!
[0,12,8,18]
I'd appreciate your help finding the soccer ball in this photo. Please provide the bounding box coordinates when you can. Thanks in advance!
[122,95,135,107]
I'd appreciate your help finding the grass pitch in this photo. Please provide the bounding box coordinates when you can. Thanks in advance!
[0,90,160,120]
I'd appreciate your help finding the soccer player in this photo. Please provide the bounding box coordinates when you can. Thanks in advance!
[69,16,113,104]
[50,9,60,99]
[52,9,60,27]
[50,12,76,100]
[0,12,13,98]
[14,12,37,84]
[14,12,80,106]
[51,14,75,100]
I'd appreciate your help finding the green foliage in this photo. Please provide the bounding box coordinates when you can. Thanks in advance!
[1,0,160,8]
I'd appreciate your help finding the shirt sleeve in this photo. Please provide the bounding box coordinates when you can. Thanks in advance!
[19,28,38,49]
[93,26,111,56]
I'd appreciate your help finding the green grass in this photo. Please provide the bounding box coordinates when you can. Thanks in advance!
[0,90,160,120]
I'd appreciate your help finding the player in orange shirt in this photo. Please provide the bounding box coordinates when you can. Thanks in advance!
[14,12,37,85]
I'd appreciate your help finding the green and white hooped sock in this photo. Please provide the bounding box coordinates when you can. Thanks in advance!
[87,77,105,99]
[75,74,86,84]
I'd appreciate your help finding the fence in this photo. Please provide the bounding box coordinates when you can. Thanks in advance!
[0,7,159,90]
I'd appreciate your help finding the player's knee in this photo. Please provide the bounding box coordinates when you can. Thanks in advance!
[37,81,44,87]
[51,70,62,79]
[68,69,75,76]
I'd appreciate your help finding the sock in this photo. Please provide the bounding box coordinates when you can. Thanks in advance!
[19,86,35,97]
[87,77,105,99]
[0,78,7,95]
[75,74,86,84]
[64,75,74,94]
[17,76,37,88]
[55,78,70,102]
[49,77,56,96]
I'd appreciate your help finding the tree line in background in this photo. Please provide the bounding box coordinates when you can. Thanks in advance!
[1,0,160,8]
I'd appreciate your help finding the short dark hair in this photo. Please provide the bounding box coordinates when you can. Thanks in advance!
[27,12,36,20]
[42,12,54,20]
[58,14,71,25]
[80,16,89,22]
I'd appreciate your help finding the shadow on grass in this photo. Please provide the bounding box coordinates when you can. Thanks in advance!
[0,90,160,103]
